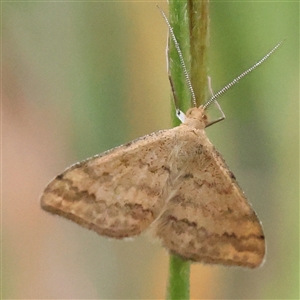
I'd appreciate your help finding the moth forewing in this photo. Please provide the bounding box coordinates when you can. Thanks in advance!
[150,120,265,268]
[41,128,182,238]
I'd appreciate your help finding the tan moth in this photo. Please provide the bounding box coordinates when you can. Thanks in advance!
[40,10,283,268]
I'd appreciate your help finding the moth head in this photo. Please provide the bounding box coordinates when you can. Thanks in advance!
[183,106,208,130]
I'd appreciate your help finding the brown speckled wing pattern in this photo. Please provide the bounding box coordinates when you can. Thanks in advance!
[41,123,265,268]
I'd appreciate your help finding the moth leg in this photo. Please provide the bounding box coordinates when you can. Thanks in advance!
[168,74,186,123]
[206,76,226,128]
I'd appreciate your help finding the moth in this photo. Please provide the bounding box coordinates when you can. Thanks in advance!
[40,10,282,268]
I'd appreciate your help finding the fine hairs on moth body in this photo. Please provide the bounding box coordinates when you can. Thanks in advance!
[41,8,283,268]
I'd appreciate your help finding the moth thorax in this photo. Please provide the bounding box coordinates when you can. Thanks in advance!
[183,106,208,130]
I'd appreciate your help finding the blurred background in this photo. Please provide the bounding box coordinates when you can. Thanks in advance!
[2,1,299,299]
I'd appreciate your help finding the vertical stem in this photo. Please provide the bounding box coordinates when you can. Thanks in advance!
[188,0,209,105]
[169,0,191,127]
[167,255,190,300]
[168,2,191,298]
[167,0,210,299]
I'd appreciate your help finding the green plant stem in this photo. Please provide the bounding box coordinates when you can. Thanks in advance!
[188,0,209,105]
[167,255,190,300]
[169,0,191,127]
[167,0,210,299]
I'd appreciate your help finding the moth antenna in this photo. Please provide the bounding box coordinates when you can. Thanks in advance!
[157,5,197,107]
[203,40,284,109]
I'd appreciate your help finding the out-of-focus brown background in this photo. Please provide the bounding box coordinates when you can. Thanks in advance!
[3,1,298,299]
